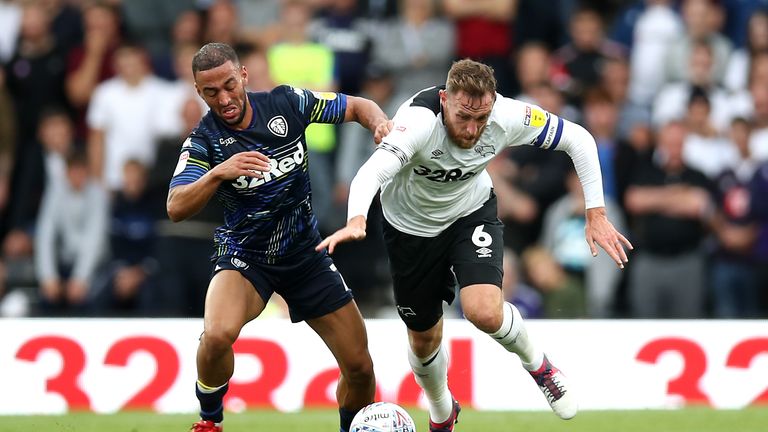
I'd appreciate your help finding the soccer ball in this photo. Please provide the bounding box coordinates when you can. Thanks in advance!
[350,402,417,432]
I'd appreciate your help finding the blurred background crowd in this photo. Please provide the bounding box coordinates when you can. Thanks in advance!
[0,0,767,320]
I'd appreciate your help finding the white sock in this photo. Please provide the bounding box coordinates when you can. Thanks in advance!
[408,344,453,423]
[488,302,544,371]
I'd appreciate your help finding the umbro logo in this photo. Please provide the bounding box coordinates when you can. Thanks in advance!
[431,149,444,159]
[476,247,492,258]
[268,115,288,137]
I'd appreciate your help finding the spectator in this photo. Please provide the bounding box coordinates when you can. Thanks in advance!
[3,108,78,302]
[442,0,516,95]
[310,0,374,96]
[515,0,570,51]
[540,168,626,318]
[552,7,625,106]
[92,159,157,316]
[522,245,586,318]
[0,68,14,229]
[34,150,108,316]
[241,44,274,92]
[201,0,241,47]
[724,10,768,93]
[681,86,738,178]
[748,82,768,162]
[86,42,171,192]
[0,0,21,64]
[511,41,553,101]
[501,247,543,319]
[581,87,623,201]
[42,0,83,55]
[664,0,732,86]
[119,0,195,64]
[624,121,712,318]
[748,152,768,315]
[38,107,78,186]
[601,57,650,142]
[150,8,203,81]
[4,1,70,147]
[709,118,761,318]
[653,41,741,133]
[372,0,454,101]
[627,0,684,107]
[65,2,122,111]
[158,42,208,137]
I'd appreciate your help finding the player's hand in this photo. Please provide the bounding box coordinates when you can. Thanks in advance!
[373,119,393,145]
[212,151,271,180]
[585,207,633,269]
[316,215,367,254]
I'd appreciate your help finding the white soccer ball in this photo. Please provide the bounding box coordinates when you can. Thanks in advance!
[350,402,417,432]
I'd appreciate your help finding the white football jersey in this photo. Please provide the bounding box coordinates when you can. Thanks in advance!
[378,86,571,236]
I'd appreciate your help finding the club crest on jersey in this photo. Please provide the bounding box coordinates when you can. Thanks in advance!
[268,115,288,137]
[474,143,495,157]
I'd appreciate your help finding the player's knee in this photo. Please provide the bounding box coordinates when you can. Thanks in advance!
[465,307,502,333]
[200,326,240,353]
[342,352,375,385]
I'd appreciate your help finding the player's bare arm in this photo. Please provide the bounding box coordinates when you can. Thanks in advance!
[344,95,392,144]
[585,207,633,269]
[167,151,270,222]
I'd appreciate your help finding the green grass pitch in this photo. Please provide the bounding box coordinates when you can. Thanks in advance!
[1,407,767,432]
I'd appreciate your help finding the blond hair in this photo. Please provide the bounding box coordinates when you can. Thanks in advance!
[445,59,497,97]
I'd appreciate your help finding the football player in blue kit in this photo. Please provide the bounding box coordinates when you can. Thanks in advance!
[167,43,392,432]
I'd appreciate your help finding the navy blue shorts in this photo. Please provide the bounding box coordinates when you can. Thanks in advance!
[211,250,353,323]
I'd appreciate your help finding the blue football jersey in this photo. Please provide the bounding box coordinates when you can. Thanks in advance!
[170,85,348,263]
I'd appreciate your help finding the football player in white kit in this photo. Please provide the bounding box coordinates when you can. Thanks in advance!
[317,59,632,431]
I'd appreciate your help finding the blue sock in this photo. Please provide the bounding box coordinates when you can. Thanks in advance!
[196,381,228,423]
[339,407,358,432]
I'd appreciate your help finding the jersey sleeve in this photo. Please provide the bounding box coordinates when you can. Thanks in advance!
[494,97,566,150]
[169,132,212,189]
[276,85,348,126]
[496,96,606,209]
[377,104,435,166]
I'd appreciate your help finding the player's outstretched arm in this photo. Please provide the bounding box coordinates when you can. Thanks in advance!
[167,151,270,222]
[584,207,633,269]
[537,117,633,268]
[316,215,367,254]
[344,95,392,144]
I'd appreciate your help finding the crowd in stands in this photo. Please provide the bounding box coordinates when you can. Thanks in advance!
[0,0,767,320]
